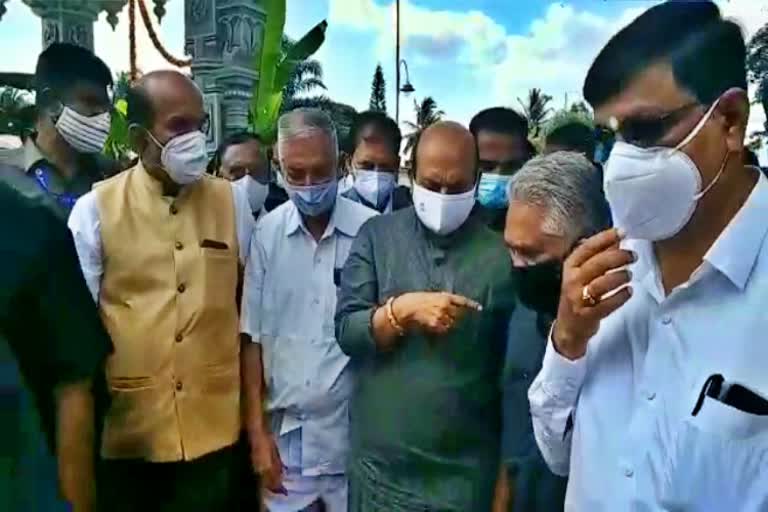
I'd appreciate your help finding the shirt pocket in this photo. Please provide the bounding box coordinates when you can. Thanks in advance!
[659,396,768,511]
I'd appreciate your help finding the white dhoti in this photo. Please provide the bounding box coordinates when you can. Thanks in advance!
[264,428,347,512]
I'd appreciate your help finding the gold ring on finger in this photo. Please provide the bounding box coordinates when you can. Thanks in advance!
[581,284,599,307]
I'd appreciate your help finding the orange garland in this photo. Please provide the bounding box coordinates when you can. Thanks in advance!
[129,0,192,81]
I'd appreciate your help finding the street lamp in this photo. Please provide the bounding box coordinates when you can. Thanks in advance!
[395,0,415,124]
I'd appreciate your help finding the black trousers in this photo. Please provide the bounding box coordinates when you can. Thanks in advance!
[98,438,260,512]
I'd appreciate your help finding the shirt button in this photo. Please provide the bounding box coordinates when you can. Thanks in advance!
[661,315,672,325]
[305,380,311,386]
[177,283,186,293]
[313,298,320,305]
[175,380,183,391]
[646,391,656,401]
[170,204,179,215]
[175,241,183,250]
[624,467,634,478]
[175,334,183,343]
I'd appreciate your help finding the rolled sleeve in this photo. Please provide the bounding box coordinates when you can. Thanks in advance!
[334,221,378,359]
[527,332,587,477]
[240,224,266,342]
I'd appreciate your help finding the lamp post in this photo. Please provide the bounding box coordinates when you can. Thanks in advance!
[395,0,414,124]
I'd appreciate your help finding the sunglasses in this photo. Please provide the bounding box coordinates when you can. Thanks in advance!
[595,102,702,148]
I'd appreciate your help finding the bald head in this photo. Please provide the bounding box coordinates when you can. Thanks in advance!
[127,70,203,130]
[127,70,207,181]
[414,121,478,194]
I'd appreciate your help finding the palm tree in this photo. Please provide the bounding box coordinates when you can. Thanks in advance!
[518,88,553,136]
[280,36,327,112]
[0,86,34,137]
[403,96,445,157]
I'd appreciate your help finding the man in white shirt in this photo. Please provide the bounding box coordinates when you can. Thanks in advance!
[529,2,768,510]
[241,108,376,512]
[340,111,412,214]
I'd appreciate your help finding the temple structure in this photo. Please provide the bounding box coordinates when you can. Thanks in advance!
[0,0,265,152]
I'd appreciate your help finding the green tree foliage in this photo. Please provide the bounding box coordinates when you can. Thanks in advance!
[518,88,553,136]
[250,0,327,144]
[369,64,387,113]
[403,97,444,157]
[747,22,768,103]
[0,87,34,138]
[280,36,327,112]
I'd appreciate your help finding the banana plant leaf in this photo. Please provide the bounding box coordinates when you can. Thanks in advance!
[250,0,326,143]
[104,99,132,162]
[273,20,328,93]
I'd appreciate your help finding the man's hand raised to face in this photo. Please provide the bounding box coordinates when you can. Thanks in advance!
[553,228,636,360]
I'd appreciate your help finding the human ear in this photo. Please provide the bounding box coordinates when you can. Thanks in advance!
[717,88,749,153]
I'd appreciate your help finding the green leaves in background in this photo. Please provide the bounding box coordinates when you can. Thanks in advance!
[250,0,327,143]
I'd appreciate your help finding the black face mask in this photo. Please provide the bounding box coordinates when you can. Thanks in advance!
[516,260,563,317]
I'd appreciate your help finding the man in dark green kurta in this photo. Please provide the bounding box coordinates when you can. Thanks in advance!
[335,121,516,511]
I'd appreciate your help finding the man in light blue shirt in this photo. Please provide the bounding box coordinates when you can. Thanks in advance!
[529,3,768,510]
[241,108,376,512]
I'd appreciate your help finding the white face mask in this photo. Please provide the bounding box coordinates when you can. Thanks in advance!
[236,175,269,213]
[55,106,111,154]
[412,182,476,236]
[353,168,396,210]
[604,99,727,241]
[147,130,209,185]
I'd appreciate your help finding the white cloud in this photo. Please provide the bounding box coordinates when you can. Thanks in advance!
[329,0,507,67]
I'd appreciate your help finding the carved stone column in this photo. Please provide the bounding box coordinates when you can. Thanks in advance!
[22,1,128,51]
[185,0,265,152]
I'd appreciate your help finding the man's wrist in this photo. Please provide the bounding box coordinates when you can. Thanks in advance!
[551,320,587,361]
[391,294,412,328]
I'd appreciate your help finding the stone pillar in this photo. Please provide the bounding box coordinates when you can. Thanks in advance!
[185,0,265,153]
[22,1,127,51]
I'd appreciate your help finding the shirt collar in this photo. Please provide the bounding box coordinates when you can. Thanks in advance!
[636,169,768,299]
[134,159,166,195]
[703,170,768,290]
[284,196,358,239]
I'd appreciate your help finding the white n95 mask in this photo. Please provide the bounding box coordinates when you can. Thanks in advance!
[412,182,476,236]
[236,175,269,214]
[604,99,727,241]
[147,130,209,186]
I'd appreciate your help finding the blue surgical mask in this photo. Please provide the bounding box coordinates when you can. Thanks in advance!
[353,168,396,211]
[477,173,511,209]
[285,178,338,217]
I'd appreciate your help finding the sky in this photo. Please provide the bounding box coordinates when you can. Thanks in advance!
[2,0,768,136]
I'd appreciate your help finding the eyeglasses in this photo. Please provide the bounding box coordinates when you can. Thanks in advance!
[596,102,702,148]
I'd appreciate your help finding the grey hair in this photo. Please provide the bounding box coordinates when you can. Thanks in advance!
[509,151,610,242]
[277,108,338,164]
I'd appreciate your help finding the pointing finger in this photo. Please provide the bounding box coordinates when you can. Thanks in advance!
[447,294,483,311]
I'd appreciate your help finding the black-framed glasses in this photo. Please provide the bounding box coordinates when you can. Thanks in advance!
[597,102,702,148]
